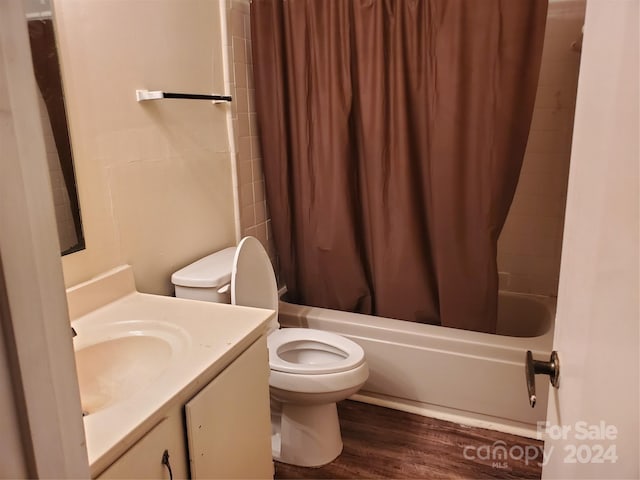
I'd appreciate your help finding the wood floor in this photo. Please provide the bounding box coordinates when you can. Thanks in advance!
[275,400,543,480]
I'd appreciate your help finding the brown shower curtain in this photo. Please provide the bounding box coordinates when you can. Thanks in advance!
[251,0,547,333]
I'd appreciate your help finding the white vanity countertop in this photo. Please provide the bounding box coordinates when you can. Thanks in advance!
[67,266,274,477]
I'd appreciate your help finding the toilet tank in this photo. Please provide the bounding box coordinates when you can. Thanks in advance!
[171,247,237,303]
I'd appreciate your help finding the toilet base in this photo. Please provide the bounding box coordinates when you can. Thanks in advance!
[272,401,343,467]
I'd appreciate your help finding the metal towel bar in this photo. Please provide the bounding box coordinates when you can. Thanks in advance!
[136,89,232,103]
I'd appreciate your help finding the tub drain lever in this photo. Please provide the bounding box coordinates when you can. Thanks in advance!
[525,350,559,408]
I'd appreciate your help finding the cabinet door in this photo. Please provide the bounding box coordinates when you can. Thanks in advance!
[98,411,188,479]
[185,337,273,479]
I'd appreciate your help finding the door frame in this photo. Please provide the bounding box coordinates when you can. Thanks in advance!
[0,1,89,476]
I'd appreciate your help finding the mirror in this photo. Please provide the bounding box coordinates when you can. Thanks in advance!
[24,0,84,255]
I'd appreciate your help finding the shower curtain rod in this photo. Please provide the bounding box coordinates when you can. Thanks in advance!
[136,89,232,103]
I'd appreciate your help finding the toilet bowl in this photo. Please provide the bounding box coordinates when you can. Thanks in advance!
[171,236,369,467]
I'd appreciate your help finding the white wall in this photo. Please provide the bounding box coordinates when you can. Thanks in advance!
[56,0,237,295]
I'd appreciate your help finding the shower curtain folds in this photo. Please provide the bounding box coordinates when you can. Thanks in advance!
[251,0,547,333]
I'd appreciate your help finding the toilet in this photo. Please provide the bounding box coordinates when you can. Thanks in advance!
[171,236,369,467]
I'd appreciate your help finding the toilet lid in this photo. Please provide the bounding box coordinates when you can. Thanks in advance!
[268,328,365,374]
[231,236,279,313]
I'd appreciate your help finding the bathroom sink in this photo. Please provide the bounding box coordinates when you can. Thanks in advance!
[73,320,189,415]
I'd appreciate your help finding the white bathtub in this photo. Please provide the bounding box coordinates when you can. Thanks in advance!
[278,291,555,438]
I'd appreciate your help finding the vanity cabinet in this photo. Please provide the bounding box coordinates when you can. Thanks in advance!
[185,335,273,479]
[97,408,188,479]
[97,337,272,479]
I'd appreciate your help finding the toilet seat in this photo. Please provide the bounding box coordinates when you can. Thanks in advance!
[268,328,365,375]
[232,236,366,378]
[231,236,279,313]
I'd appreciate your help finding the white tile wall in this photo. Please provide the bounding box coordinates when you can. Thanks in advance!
[498,0,586,296]
[225,0,275,263]
[37,92,77,251]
